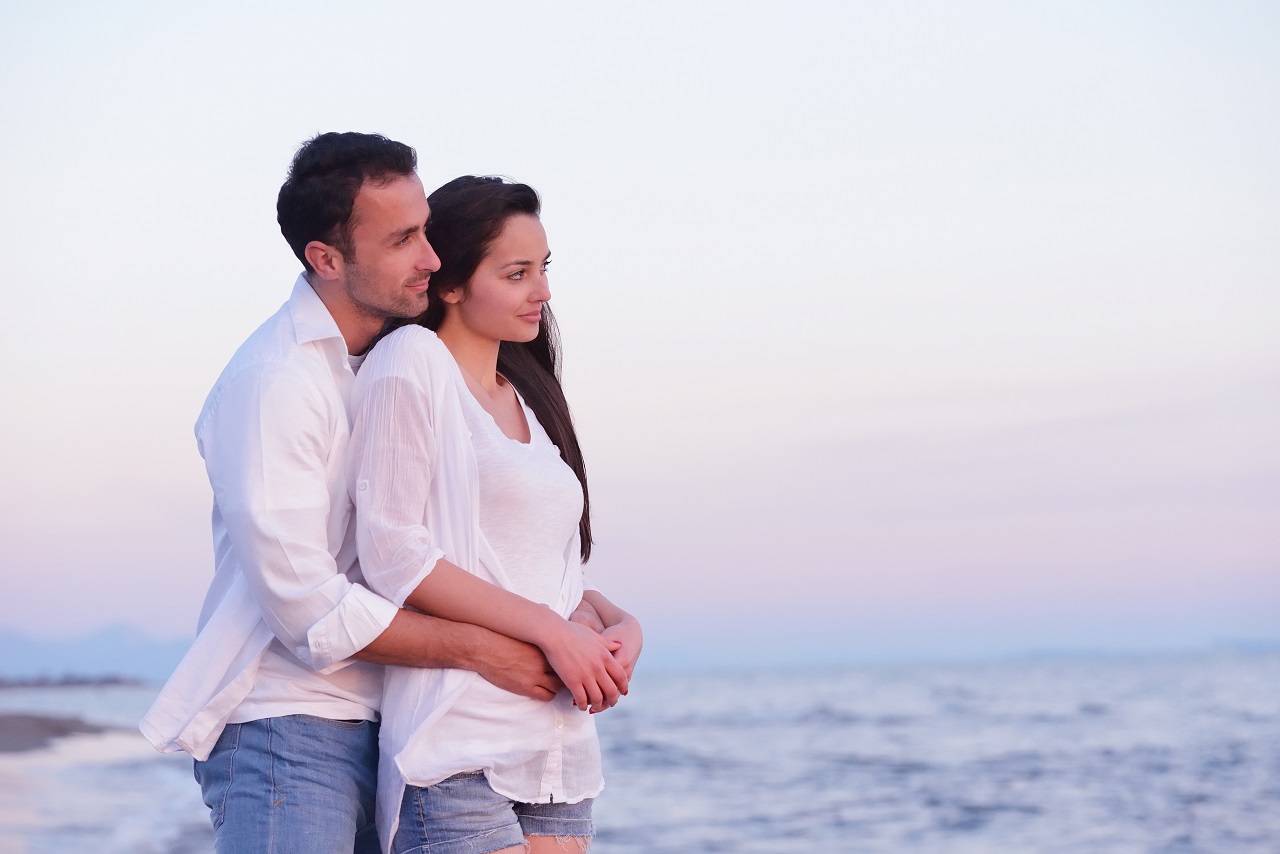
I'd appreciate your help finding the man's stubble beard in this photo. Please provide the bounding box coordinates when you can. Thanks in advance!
[344,257,430,324]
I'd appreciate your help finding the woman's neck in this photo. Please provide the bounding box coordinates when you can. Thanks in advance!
[436,321,503,393]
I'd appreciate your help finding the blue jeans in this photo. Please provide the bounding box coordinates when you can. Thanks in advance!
[194,715,380,854]
[393,771,595,854]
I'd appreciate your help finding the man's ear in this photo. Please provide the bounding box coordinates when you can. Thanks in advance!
[304,241,344,281]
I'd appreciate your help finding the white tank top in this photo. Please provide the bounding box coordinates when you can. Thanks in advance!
[469,384,583,603]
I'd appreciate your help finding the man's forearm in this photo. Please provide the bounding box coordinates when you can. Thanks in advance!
[355,610,488,669]
[354,610,562,701]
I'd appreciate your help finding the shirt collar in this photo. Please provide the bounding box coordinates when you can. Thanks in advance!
[287,273,348,349]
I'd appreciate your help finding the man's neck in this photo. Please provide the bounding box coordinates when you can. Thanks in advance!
[308,278,381,355]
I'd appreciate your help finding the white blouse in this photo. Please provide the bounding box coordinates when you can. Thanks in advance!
[347,325,600,851]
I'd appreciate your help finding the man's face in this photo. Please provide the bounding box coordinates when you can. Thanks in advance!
[341,173,439,323]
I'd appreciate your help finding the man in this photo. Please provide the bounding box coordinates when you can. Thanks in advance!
[141,133,583,852]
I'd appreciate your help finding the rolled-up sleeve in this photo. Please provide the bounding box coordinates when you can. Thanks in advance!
[348,337,448,608]
[200,363,397,674]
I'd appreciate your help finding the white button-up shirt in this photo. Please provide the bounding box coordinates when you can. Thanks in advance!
[140,275,399,760]
[348,325,596,851]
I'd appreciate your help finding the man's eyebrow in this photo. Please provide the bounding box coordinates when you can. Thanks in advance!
[389,224,421,241]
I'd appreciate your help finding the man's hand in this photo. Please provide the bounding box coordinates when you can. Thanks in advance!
[471,632,564,701]
[356,610,563,701]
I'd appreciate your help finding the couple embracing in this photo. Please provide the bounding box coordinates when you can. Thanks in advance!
[141,132,642,854]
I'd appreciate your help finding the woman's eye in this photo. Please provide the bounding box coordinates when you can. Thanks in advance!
[508,270,524,280]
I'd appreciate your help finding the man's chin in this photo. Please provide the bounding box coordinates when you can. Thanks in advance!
[392,296,432,320]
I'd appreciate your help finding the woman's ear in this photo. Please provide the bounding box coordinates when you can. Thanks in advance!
[440,287,464,305]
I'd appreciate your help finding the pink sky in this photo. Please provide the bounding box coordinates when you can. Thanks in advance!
[1,2,1276,664]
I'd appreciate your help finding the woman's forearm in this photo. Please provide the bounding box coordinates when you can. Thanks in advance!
[402,558,562,647]
[581,589,632,628]
[581,589,643,680]
[402,559,631,711]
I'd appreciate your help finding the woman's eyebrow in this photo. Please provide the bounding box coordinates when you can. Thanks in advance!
[497,252,550,269]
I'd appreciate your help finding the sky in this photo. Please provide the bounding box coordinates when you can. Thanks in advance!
[1,1,1276,667]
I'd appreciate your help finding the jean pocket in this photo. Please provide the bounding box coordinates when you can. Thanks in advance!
[194,723,241,831]
[292,714,370,730]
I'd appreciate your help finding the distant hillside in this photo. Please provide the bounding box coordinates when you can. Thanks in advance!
[0,626,192,683]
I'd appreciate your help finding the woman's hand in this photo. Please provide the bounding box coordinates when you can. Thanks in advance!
[576,590,643,693]
[538,618,629,713]
[602,614,643,680]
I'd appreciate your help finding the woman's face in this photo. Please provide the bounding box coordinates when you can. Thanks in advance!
[442,213,551,344]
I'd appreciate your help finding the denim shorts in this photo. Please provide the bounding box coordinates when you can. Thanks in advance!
[393,771,595,854]
[193,714,379,854]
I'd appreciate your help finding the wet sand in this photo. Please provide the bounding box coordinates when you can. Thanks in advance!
[0,714,108,753]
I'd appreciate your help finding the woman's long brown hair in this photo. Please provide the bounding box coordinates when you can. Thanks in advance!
[388,176,593,561]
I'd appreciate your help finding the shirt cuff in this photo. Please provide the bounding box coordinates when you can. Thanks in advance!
[304,584,400,674]
[385,546,447,609]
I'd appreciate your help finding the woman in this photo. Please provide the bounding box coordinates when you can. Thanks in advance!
[348,175,642,854]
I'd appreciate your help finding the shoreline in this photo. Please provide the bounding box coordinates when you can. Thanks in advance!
[0,720,206,853]
[0,713,110,754]
[0,675,144,689]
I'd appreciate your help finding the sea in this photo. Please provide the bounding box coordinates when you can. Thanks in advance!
[1,651,1277,853]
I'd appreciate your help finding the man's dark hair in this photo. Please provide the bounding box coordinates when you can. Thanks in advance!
[276,132,417,276]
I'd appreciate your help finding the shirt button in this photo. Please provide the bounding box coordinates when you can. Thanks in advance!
[357,481,368,491]
[555,717,564,729]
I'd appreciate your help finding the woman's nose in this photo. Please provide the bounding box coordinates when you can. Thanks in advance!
[419,237,441,272]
